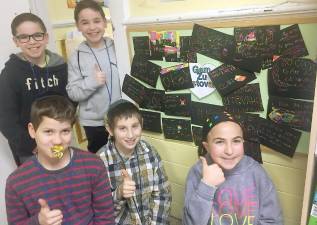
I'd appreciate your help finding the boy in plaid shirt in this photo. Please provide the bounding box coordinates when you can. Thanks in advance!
[98,99,171,224]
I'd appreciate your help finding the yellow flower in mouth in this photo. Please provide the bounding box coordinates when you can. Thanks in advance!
[51,145,65,159]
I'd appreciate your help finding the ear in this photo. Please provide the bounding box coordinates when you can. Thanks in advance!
[28,123,36,139]
[202,141,209,152]
[13,37,19,47]
[43,33,49,44]
[105,124,113,137]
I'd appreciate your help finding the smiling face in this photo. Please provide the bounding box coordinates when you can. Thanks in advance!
[107,115,142,156]
[203,121,244,171]
[28,116,72,165]
[76,8,106,48]
[13,21,48,65]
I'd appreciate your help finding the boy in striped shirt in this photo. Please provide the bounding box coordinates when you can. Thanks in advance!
[5,95,115,225]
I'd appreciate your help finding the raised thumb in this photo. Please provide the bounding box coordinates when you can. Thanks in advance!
[38,198,50,211]
[121,169,131,180]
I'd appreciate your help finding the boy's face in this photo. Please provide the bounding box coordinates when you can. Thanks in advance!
[28,116,72,161]
[202,121,244,171]
[13,21,48,61]
[107,115,142,155]
[76,8,106,48]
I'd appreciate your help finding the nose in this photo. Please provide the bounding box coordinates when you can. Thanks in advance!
[126,128,133,138]
[88,22,95,30]
[29,36,36,44]
[53,133,62,145]
[224,143,233,155]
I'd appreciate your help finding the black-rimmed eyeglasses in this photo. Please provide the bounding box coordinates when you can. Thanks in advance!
[15,32,46,43]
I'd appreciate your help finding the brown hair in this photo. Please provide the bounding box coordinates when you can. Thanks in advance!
[30,95,76,130]
[74,0,106,23]
[11,13,46,36]
[107,99,142,131]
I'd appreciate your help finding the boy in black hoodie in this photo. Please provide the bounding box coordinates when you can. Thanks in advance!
[0,13,69,166]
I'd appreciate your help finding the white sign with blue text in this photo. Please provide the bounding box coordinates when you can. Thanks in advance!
[190,63,216,99]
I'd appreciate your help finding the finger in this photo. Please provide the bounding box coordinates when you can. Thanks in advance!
[47,214,63,225]
[48,209,63,217]
[121,169,131,180]
[38,198,50,211]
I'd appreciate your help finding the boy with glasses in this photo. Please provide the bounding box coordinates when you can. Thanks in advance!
[0,13,69,166]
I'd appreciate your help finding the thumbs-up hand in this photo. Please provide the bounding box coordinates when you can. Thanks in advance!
[200,157,225,187]
[93,64,106,85]
[117,169,136,199]
[38,198,63,225]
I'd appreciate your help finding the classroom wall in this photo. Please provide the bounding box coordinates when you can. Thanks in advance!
[45,0,316,224]
[128,0,316,17]
[124,1,317,224]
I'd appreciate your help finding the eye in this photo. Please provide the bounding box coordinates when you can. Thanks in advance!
[17,34,29,39]
[62,129,71,134]
[214,140,224,145]
[44,130,53,135]
[233,138,243,144]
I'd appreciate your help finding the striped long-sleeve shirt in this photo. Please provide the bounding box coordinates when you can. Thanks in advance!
[5,148,115,225]
[98,139,172,225]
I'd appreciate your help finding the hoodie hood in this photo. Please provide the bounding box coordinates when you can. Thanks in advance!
[15,49,65,67]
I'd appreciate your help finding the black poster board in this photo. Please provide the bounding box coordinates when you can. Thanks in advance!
[131,55,161,87]
[164,93,191,117]
[278,24,308,57]
[208,64,256,96]
[257,117,301,157]
[268,57,317,100]
[140,110,162,133]
[234,25,280,59]
[160,64,194,91]
[122,74,146,105]
[191,101,224,126]
[140,88,165,111]
[222,83,263,113]
[244,141,263,164]
[162,118,193,142]
[234,113,260,143]
[267,95,313,132]
[191,23,235,64]
[133,36,151,57]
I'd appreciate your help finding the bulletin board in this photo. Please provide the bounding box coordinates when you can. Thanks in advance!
[125,16,317,156]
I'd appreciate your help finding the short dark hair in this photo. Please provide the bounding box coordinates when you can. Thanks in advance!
[107,99,142,130]
[74,0,106,23]
[30,95,76,130]
[11,13,46,36]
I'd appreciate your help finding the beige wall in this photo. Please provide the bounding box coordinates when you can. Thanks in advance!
[129,0,315,17]
[46,0,315,224]
[124,1,316,223]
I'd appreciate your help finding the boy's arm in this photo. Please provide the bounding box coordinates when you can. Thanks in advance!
[66,53,103,102]
[92,160,116,225]
[0,73,36,158]
[182,162,216,225]
[258,179,284,225]
[150,154,172,225]
[5,179,40,224]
